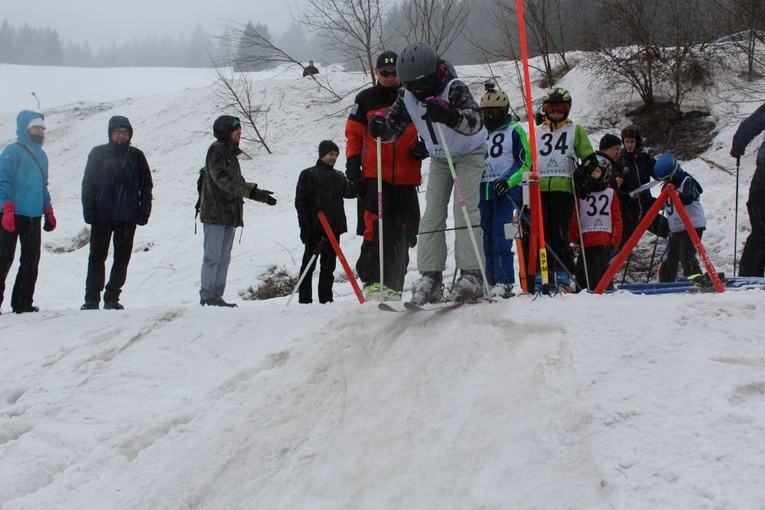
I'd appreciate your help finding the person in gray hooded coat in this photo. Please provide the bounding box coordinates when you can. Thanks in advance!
[198,115,276,307]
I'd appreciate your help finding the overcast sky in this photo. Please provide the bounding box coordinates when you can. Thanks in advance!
[3,0,297,48]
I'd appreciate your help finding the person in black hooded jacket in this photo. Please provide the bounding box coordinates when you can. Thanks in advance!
[295,140,355,304]
[198,115,276,307]
[81,115,153,310]
[616,124,668,240]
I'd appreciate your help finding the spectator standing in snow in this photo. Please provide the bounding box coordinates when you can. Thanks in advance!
[478,82,531,298]
[653,153,706,283]
[730,102,765,277]
[569,155,622,291]
[81,116,153,311]
[303,60,320,77]
[534,87,595,291]
[616,124,667,241]
[295,140,355,304]
[198,115,277,308]
[345,50,423,302]
[367,41,488,304]
[0,110,56,314]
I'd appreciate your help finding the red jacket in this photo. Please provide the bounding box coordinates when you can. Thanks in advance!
[569,188,623,248]
[345,83,421,185]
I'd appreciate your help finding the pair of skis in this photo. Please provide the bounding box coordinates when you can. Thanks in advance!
[378,299,487,313]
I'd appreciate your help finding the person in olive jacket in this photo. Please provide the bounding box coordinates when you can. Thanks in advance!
[295,140,355,304]
[198,115,276,307]
[81,116,152,311]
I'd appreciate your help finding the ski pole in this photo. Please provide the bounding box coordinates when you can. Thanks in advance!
[734,156,740,276]
[620,251,632,285]
[434,122,492,298]
[376,135,384,302]
[570,166,590,291]
[646,205,667,283]
[286,237,328,306]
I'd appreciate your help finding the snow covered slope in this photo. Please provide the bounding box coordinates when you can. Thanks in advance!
[0,61,764,509]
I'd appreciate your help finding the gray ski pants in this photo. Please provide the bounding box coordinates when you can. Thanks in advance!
[417,145,486,273]
[200,223,235,300]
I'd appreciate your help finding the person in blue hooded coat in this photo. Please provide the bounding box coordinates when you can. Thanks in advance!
[80,116,153,310]
[0,110,56,314]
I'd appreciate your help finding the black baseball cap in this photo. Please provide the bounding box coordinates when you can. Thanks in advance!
[376,51,397,71]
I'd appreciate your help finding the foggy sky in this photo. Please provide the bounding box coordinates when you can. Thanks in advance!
[3,0,297,48]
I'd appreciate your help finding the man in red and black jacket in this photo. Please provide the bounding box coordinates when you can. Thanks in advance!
[345,50,425,301]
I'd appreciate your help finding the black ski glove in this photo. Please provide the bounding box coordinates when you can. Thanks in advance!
[346,155,365,199]
[425,97,460,127]
[251,187,277,206]
[136,212,150,226]
[367,115,386,139]
[494,179,510,197]
[410,139,429,161]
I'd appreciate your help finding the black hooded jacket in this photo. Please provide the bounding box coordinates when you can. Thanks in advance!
[82,116,153,223]
[295,158,355,238]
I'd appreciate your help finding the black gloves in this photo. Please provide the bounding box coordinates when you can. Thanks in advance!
[84,215,95,225]
[368,115,386,139]
[410,139,429,161]
[425,97,460,127]
[250,187,277,206]
[136,212,149,226]
[493,179,510,197]
[346,155,365,199]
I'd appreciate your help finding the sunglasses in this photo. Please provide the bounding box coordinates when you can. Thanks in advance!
[378,69,397,77]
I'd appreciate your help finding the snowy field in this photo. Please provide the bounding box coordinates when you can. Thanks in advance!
[0,59,764,509]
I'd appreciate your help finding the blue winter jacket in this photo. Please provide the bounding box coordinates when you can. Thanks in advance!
[0,110,52,217]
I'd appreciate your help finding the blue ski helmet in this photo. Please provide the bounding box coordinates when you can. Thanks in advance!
[654,152,680,181]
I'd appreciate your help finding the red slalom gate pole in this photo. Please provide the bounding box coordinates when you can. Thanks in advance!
[515,0,548,285]
[318,211,366,303]
[594,185,671,294]
[667,190,724,293]
[594,184,724,294]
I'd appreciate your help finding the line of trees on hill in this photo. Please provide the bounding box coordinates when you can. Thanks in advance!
[1,0,762,82]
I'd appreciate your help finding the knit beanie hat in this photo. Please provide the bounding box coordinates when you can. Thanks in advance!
[599,133,622,151]
[319,140,340,158]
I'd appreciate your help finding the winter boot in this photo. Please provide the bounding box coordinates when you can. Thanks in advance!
[381,286,403,302]
[410,271,444,305]
[81,301,99,310]
[363,283,382,300]
[490,283,515,299]
[104,300,125,310]
[450,270,485,302]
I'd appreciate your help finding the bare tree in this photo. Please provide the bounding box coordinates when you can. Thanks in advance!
[710,0,765,80]
[219,22,306,72]
[467,0,571,88]
[389,0,472,56]
[295,0,389,83]
[208,51,272,154]
[217,22,343,101]
[585,0,716,113]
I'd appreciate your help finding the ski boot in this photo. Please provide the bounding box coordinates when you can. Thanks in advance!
[450,270,484,302]
[410,271,444,305]
[490,283,515,299]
